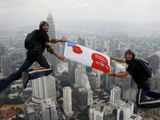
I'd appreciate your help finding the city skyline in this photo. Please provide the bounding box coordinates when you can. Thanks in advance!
[1,5,160,119]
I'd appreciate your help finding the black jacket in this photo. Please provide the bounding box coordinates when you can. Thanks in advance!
[27,30,49,60]
[126,58,149,88]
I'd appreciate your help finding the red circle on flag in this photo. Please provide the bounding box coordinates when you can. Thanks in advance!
[72,45,83,54]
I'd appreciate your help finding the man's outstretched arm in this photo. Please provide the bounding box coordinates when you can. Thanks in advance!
[110,57,126,63]
[46,45,65,61]
[49,36,68,44]
[109,71,129,78]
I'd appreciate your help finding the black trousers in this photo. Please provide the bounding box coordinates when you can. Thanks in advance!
[137,81,160,108]
[0,54,51,93]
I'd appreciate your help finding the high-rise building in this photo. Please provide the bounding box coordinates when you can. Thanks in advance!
[122,87,137,102]
[146,51,160,74]
[47,13,65,55]
[46,13,59,66]
[0,55,12,76]
[77,37,85,46]
[93,109,104,120]
[89,107,104,120]
[47,13,56,39]
[75,88,93,109]
[89,107,95,120]
[84,37,110,55]
[74,64,88,88]
[25,98,58,120]
[87,90,93,106]
[25,103,41,120]
[68,61,76,84]
[74,65,82,87]
[25,107,36,120]
[103,105,117,120]
[40,99,58,120]
[117,109,124,120]
[117,102,135,120]
[55,62,68,76]
[110,86,121,105]
[63,87,73,116]
[81,73,91,90]
[32,76,57,102]
[101,74,111,92]
[88,72,101,91]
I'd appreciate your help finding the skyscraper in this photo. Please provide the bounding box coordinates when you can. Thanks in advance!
[117,109,124,120]
[88,72,101,91]
[93,109,104,120]
[55,62,68,76]
[25,98,58,120]
[146,51,160,74]
[46,13,59,66]
[47,13,56,39]
[25,102,41,120]
[87,90,93,106]
[75,88,93,109]
[103,105,117,120]
[63,87,73,117]
[74,63,91,90]
[40,99,58,120]
[89,107,94,120]
[0,55,12,76]
[25,104,36,120]
[89,107,104,120]
[25,75,57,120]
[117,102,135,120]
[110,86,121,105]
[32,76,57,102]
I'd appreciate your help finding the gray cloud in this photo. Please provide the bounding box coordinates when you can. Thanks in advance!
[1,0,160,29]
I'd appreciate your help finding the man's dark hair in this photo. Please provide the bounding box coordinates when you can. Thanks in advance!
[39,21,49,30]
[124,49,135,59]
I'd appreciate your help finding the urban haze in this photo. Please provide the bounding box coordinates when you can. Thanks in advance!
[1,0,160,120]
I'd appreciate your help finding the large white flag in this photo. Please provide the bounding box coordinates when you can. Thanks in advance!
[64,41,111,74]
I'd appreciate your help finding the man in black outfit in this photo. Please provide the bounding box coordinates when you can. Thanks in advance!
[0,21,66,93]
[110,49,160,107]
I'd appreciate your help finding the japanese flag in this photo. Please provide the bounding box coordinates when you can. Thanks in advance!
[64,41,111,74]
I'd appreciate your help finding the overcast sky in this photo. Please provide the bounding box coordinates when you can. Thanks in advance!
[1,0,160,28]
